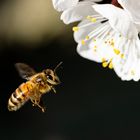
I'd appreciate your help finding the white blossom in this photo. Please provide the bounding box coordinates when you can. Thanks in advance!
[53,0,140,81]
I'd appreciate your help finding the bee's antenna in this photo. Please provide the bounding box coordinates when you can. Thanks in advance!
[54,62,63,72]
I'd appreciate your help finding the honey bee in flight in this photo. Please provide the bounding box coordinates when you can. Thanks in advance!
[8,62,62,112]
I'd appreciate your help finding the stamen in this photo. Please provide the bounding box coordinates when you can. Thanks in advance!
[102,58,108,68]
[87,22,109,39]
[94,46,97,49]
[102,58,113,69]
[85,36,89,40]
[78,16,104,30]
[121,54,124,58]
[86,16,91,20]
[72,26,79,32]
[110,39,115,47]
[108,61,113,69]
[86,15,104,20]
[93,45,97,52]
[91,18,97,22]
[114,49,120,55]
[93,46,97,52]
[102,61,108,68]
[81,40,85,45]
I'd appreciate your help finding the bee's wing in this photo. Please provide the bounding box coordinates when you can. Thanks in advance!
[15,63,36,80]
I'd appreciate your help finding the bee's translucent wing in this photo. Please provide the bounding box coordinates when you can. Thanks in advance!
[15,63,36,80]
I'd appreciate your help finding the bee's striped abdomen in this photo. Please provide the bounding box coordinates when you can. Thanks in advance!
[8,82,33,111]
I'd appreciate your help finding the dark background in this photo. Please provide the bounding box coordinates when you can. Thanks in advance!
[0,0,140,140]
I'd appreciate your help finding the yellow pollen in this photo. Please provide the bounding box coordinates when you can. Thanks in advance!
[121,54,124,58]
[72,26,79,32]
[110,42,115,47]
[110,39,114,45]
[94,45,97,49]
[108,62,113,69]
[86,15,91,20]
[91,18,96,22]
[86,36,89,40]
[93,46,97,52]
[102,62,108,68]
[102,58,108,68]
[114,49,120,55]
[81,40,85,45]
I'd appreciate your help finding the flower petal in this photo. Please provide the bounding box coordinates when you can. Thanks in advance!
[112,36,140,81]
[52,0,79,12]
[118,0,140,24]
[93,4,138,39]
[74,11,140,81]
[74,19,98,43]
[61,1,98,24]
[76,19,115,63]
[77,38,113,63]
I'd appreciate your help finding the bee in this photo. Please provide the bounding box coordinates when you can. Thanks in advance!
[8,62,62,112]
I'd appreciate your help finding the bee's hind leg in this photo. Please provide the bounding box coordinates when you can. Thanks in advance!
[30,99,36,107]
[35,101,46,113]
[31,98,46,112]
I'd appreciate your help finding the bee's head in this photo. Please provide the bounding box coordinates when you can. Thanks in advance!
[43,69,60,85]
[43,62,62,85]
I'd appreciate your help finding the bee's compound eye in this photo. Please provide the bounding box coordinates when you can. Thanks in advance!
[47,75,53,80]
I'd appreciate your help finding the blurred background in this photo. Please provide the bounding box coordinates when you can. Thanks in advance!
[0,0,140,140]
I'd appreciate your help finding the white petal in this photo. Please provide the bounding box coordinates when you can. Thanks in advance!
[135,24,140,33]
[77,39,113,63]
[61,1,97,24]
[74,20,98,42]
[74,15,107,42]
[112,36,140,81]
[52,0,79,12]
[74,13,140,81]
[118,0,140,24]
[77,41,103,62]
[93,4,138,39]
[76,20,115,62]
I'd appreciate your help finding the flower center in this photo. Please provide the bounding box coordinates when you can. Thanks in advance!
[111,0,122,8]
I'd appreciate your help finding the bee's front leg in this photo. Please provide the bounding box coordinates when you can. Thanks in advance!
[52,87,56,93]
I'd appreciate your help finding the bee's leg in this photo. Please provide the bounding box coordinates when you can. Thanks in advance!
[35,100,46,112]
[29,93,46,112]
[33,97,46,112]
[36,103,45,112]
[30,99,36,107]
[52,87,56,93]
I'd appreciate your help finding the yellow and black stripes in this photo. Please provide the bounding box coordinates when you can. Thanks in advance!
[8,82,33,111]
